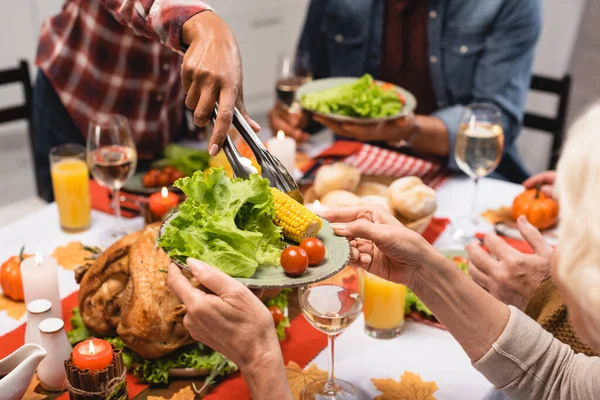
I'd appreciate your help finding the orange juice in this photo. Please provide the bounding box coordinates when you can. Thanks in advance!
[51,158,91,232]
[363,271,406,338]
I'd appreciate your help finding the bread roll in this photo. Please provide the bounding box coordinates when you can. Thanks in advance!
[321,190,361,208]
[388,177,437,220]
[355,182,389,197]
[359,195,390,210]
[313,163,361,198]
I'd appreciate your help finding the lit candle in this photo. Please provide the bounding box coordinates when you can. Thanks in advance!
[266,130,297,174]
[149,187,179,217]
[20,252,62,319]
[72,338,114,373]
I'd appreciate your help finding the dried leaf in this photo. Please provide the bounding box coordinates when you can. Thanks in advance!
[0,294,26,319]
[286,362,328,400]
[372,371,438,400]
[147,385,196,400]
[52,241,95,270]
[22,374,47,400]
[481,206,513,225]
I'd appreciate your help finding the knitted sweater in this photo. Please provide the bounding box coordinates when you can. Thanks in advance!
[525,278,596,357]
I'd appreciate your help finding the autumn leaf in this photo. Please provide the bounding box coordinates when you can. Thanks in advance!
[372,371,438,400]
[147,385,196,400]
[52,241,95,270]
[481,206,513,225]
[0,294,27,320]
[22,374,47,400]
[286,362,328,400]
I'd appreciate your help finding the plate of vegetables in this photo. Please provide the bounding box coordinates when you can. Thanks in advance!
[297,74,417,124]
[157,168,351,289]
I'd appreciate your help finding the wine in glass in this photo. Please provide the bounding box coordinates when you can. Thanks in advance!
[299,267,363,399]
[276,51,312,112]
[452,103,505,242]
[87,114,137,239]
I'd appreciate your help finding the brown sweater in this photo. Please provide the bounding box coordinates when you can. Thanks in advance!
[525,278,597,357]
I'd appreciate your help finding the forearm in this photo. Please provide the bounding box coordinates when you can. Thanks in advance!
[410,115,450,157]
[410,249,510,361]
[241,350,292,400]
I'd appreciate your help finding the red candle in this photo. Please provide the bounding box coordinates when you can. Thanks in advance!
[72,338,114,372]
[149,187,179,217]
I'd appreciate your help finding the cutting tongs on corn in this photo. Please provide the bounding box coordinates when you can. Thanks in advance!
[212,103,304,204]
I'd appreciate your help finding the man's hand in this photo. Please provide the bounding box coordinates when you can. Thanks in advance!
[313,113,417,143]
[181,12,260,156]
[466,216,553,310]
[268,102,311,143]
[523,171,556,199]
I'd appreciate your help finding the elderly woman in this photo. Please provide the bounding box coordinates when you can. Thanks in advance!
[168,103,600,399]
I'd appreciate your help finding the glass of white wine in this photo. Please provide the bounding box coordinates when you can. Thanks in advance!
[87,114,137,240]
[299,267,363,400]
[452,103,504,242]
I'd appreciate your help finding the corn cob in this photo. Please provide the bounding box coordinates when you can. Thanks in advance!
[271,188,322,242]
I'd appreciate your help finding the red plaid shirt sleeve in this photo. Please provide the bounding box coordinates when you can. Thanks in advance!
[101,0,212,53]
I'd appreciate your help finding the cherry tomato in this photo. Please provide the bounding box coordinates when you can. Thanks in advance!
[268,306,285,325]
[300,238,326,266]
[162,166,177,175]
[171,170,186,183]
[157,173,170,187]
[147,169,161,178]
[142,173,157,188]
[452,256,467,265]
[280,246,308,277]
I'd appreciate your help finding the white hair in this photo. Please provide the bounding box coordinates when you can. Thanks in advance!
[555,101,600,345]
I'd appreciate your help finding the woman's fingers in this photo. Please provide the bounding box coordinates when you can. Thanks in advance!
[516,216,551,257]
[466,240,499,276]
[523,171,556,189]
[167,262,202,305]
[187,257,246,296]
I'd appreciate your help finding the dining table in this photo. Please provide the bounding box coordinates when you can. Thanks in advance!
[0,164,525,399]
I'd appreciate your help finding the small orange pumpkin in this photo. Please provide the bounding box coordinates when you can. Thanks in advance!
[512,186,558,230]
[1,247,30,301]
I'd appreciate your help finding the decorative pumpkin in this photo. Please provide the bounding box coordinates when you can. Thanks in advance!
[0,247,30,301]
[512,187,559,230]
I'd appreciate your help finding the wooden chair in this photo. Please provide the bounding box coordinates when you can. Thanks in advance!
[0,60,41,197]
[523,74,572,170]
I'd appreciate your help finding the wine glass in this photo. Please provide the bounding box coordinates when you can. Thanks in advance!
[275,51,312,112]
[299,267,363,399]
[452,103,505,242]
[87,114,137,239]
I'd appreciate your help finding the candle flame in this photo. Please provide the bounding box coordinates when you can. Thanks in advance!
[277,130,285,140]
[161,187,168,198]
[314,200,321,207]
[89,340,95,355]
[35,252,43,266]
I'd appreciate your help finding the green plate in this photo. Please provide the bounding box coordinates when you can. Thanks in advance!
[122,172,182,196]
[297,77,417,125]
[158,214,351,289]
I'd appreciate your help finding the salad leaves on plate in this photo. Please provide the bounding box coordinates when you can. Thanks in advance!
[158,168,284,278]
[152,144,210,177]
[300,74,403,118]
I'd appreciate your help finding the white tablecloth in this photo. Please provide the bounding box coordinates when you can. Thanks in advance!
[0,176,524,399]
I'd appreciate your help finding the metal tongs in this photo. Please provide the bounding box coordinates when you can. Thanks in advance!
[211,103,303,203]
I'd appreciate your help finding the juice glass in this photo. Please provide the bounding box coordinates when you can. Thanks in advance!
[50,144,91,232]
[363,271,406,338]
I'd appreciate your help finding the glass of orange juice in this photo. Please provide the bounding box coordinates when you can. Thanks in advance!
[363,271,406,339]
[50,144,91,232]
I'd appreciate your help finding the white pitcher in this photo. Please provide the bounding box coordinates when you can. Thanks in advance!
[0,343,47,400]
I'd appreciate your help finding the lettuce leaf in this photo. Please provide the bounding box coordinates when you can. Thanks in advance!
[158,168,284,278]
[300,74,403,118]
[152,144,210,177]
[67,308,92,345]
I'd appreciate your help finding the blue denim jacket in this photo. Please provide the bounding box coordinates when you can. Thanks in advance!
[298,0,542,183]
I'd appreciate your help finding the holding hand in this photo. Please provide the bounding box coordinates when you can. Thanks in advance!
[268,102,311,143]
[466,216,552,310]
[523,171,556,199]
[313,113,418,144]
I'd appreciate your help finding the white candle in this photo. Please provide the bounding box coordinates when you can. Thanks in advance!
[267,130,297,174]
[20,252,62,319]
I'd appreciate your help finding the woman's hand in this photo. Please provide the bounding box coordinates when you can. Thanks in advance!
[466,216,552,310]
[268,102,311,143]
[523,171,556,199]
[322,206,431,286]
[312,113,417,143]
[181,12,260,156]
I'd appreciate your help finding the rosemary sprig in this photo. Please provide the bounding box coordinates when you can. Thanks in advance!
[192,357,230,398]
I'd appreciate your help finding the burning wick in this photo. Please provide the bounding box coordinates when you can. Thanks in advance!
[161,186,168,198]
[277,130,286,140]
[35,251,43,267]
[89,340,95,355]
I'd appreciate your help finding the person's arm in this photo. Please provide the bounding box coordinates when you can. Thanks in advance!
[242,350,293,400]
[432,0,541,170]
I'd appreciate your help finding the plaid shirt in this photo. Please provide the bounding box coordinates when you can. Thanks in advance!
[36,0,211,159]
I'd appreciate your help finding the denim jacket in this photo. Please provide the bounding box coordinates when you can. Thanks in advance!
[298,0,542,183]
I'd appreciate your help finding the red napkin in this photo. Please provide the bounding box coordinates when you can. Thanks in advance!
[422,217,450,244]
[90,180,146,218]
[475,232,534,254]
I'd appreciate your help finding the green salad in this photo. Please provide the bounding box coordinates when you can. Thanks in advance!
[67,289,291,384]
[158,168,284,278]
[405,256,470,317]
[152,144,210,177]
[300,74,404,118]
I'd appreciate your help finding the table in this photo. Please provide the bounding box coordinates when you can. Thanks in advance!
[0,176,524,399]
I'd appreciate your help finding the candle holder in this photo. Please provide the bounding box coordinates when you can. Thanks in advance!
[64,347,127,400]
[141,202,178,225]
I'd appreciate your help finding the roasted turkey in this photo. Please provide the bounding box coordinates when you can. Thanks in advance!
[76,223,194,358]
